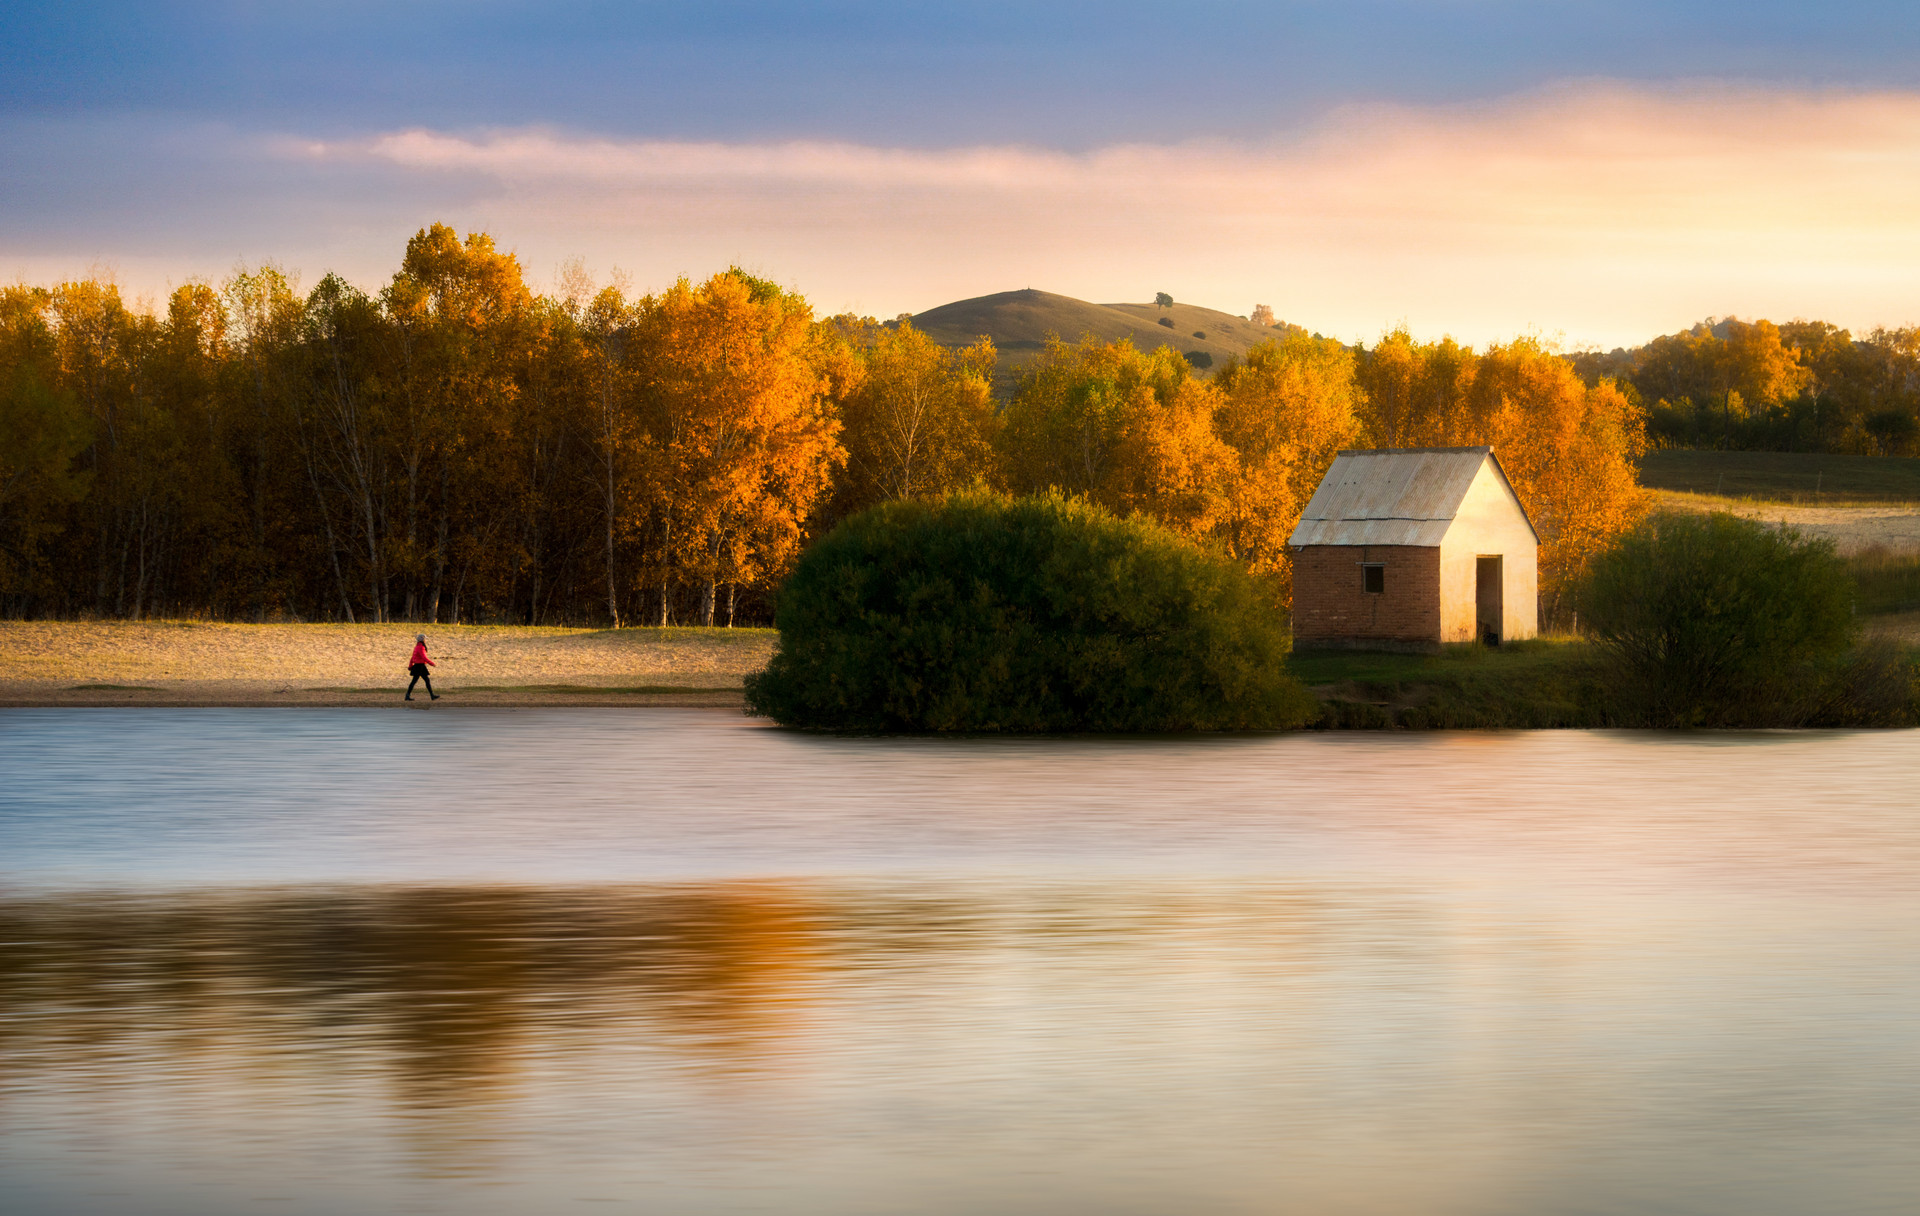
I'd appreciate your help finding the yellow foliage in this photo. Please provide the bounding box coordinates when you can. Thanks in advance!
[999,336,1233,539]
[830,318,997,513]
[1212,333,1361,601]
[1356,328,1475,448]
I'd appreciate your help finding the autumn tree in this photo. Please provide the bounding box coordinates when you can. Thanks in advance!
[832,318,997,515]
[296,273,391,621]
[629,270,842,626]
[998,336,1234,540]
[578,285,639,625]
[221,267,307,615]
[0,286,90,601]
[49,277,161,614]
[1715,319,1810,445]
[1211,332,1361,601]
[1355,327,1476,448]
[1468,338,1649,611]
[383,224,537,621]
[1628,318,1810,450]
[1853,327,1920,456]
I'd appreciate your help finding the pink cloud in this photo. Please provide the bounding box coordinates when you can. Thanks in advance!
[15,83,1920,349]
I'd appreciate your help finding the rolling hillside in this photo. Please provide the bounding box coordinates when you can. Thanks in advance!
[909,289,1295,390]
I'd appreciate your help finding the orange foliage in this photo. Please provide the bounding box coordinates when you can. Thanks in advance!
[1464,339,1649,604]
[1212,333,1361,601]
[630,270,842,625]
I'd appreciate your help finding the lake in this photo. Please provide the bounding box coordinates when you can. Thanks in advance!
[2,709,1917,1215]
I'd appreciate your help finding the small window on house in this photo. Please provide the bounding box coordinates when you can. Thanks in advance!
[1361,563,1385,594]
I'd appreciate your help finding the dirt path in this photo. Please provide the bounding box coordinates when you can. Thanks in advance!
[0,622,775,707]
[1656,493,1920,553]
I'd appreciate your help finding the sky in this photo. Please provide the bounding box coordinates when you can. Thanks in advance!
[6,1,1920,348]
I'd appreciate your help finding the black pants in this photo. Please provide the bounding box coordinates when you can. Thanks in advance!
[407,664,435,698]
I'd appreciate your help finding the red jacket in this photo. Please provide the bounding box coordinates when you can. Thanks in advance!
[409,642,434,667]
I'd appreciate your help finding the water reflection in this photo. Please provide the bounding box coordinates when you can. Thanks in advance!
[4,713,1920,1214]
[5,876,1919,1214]
[0,885,828,1106]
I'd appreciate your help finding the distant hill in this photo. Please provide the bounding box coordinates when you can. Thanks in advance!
[908,289,1297,391]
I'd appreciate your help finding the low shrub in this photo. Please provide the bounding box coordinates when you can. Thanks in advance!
[1796,638,1920,727]
[1157,316,1175,328]
[746,492,1318,731]
[1184,351,1213,368]
[1575,511,1857,726]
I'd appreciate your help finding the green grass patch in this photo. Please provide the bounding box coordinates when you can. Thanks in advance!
[66,683,162,691]
[1848,548,1920,615]
[1290,639,1614,729]
[1638,450,1920,503]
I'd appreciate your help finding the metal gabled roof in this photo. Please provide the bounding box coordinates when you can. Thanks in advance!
[1288,447,1533,548]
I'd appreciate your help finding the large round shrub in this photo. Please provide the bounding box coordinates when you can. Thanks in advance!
[1575,510,1857,725]
[745,492,1317,731]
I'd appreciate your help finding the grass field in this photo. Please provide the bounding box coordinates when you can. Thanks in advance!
[1638,450,1920,503]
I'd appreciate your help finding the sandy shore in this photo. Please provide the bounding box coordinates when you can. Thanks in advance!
[0,622,774,708]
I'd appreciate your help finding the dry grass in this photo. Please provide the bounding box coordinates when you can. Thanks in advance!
[0,622,776,707]
[1654,492,1920,555]
[1866,611,1920,647]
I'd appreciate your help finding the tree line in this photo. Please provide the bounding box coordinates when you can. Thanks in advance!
[1570,318,1920,456]
[1,223,1646,625]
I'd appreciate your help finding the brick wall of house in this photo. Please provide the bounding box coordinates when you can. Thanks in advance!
[1291,545,1441,646]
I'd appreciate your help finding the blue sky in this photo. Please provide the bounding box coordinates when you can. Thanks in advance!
[7,2,1920,344]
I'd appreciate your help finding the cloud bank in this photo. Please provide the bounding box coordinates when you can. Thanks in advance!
[8,84,1920,348]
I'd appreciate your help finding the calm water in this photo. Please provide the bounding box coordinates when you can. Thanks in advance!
[2,709,1917,1216]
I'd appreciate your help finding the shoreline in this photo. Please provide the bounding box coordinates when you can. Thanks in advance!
[0,683,750,709]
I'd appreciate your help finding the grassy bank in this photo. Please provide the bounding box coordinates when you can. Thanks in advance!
[1638,450,1920,504]
[1291,637,1920,730]
[1291,640,1616,729]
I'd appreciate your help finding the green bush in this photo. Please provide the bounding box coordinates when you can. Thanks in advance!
[745,491,1318,731]
[1575,511,1858,725]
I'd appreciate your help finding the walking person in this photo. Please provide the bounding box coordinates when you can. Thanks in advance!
[406,633,439,701]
